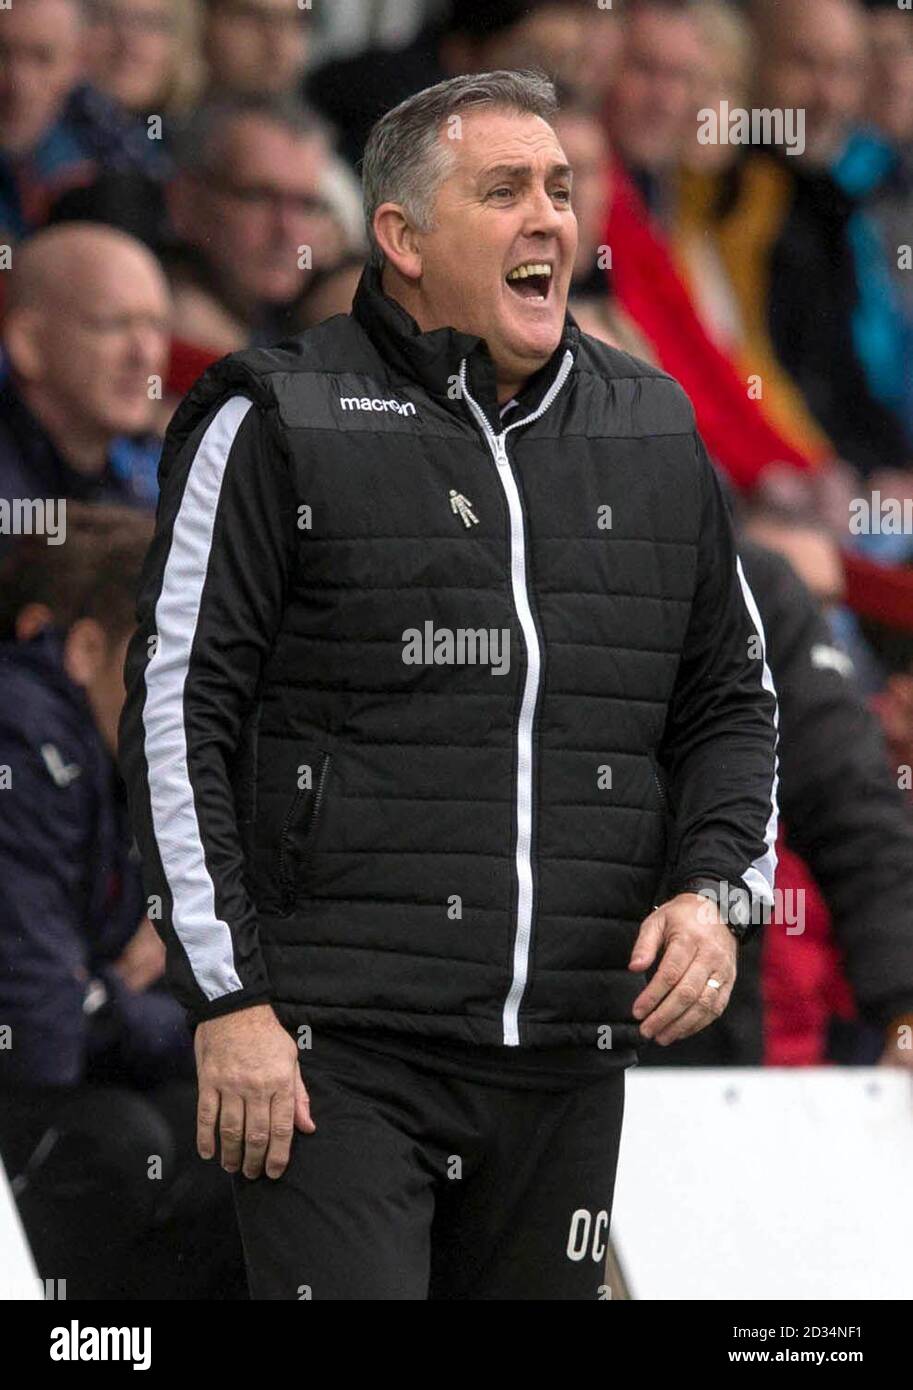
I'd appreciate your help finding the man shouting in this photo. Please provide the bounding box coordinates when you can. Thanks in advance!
[120,70,779,1301]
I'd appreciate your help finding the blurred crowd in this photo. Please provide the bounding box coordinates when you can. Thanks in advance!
[1,0,913,1298]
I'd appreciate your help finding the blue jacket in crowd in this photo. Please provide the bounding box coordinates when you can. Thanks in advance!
[0,628,193,1090]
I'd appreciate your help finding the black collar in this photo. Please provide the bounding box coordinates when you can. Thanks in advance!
[351,262,578,432]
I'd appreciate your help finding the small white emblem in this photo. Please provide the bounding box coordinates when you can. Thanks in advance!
[449,489,479,528]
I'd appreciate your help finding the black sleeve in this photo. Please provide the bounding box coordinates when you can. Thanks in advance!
[740,540,913,1029]
[660,435,780,907]
[118,393,298,1030]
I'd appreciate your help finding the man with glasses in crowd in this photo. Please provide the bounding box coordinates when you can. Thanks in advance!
[163,94,342,354]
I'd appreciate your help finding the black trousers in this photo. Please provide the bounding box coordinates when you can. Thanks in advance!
[0,1080,247,1300]
[231,1031,627,1301]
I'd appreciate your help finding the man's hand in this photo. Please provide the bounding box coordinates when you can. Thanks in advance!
[112,915,166,993]
[628,893,738,1045]
[194,1003,316,1181]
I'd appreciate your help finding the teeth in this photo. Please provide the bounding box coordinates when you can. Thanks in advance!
[506,263,552,281]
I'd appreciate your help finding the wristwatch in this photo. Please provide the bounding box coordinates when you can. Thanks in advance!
[679,876,761,943]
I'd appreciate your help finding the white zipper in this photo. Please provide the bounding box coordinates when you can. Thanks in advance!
[459,350,575,1045]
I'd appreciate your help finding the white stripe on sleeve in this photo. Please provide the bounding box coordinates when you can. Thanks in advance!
[735,555,780,908]
[142,395,254,1001]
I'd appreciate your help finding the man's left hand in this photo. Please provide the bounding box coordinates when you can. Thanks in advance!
[628,893,738,1045]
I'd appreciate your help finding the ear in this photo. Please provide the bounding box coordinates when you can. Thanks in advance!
[63,618,108,689]
[372,203,423,281]
[3,308,45,383]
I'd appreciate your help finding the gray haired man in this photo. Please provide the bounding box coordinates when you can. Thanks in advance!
[120,71,778,1299]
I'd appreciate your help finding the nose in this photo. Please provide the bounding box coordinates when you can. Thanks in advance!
[128,321,168,373]
[272,197,305,243]
[522,183,566,240]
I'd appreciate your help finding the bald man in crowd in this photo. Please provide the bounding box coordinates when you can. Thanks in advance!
[0,222,171,538]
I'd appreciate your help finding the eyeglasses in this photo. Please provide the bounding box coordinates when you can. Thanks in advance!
[202,175,332,218]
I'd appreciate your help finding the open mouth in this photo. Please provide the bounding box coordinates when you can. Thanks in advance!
[505,262,553,303]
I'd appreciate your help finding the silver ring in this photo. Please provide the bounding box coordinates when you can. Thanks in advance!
[706,978,722,991]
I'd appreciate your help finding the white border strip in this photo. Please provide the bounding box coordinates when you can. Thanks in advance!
[142,395,253,1001]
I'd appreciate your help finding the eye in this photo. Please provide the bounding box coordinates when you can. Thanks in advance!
[488,186,514,200]
[552,187,572,204]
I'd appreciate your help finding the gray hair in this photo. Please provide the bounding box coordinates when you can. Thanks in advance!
[360,70,559,271]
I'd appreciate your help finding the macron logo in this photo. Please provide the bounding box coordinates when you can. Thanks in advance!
[339,395,417,417]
